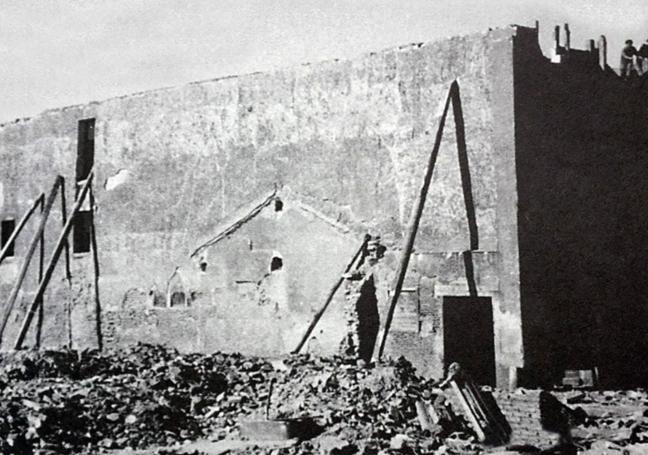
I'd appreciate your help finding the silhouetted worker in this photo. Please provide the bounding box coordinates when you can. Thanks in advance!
[638,39,648,74]
[621,39,637,79]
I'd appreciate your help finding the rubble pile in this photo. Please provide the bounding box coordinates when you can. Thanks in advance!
[0,344,229,453]
[0,344,477,454]
[563,390,648,453]
[13,344,648,454]
[244,356,478,454]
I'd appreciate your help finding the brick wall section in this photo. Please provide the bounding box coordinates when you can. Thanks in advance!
[445,388,560,448]
[490,389,559,448]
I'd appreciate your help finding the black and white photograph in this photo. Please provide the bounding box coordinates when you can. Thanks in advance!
[1,1,647,453]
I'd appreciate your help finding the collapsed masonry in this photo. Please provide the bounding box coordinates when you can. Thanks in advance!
[1,22,648,389]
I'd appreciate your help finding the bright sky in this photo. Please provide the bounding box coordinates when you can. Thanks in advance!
[0,0,646,122]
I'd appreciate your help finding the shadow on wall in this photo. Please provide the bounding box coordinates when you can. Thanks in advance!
[513,27,648,387]
[356,275,380,363]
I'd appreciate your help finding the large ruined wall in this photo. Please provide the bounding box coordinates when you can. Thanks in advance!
[513,29,648,386]
[0,27,521,384]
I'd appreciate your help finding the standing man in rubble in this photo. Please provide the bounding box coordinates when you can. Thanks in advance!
[620,39,637,79]
[638,39,648,75]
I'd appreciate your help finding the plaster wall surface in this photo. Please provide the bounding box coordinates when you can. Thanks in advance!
[0,27,522,383]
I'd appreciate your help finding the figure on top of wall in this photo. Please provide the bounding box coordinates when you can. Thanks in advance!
[620,39,638,79]
[638,39,648,75]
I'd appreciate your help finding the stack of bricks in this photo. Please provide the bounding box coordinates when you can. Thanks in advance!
[339,272,366,359]
[490,389,560,448]
[101,311,120,347]
[338,235,384,362]
[443,388,560,448]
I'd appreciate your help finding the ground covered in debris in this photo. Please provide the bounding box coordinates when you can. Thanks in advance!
[1,344,647,454]
[0,344,479,454]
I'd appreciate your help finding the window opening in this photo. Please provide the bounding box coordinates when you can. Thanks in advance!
[74,118,95,254]
[76,119,95,182]
[73,210,92,253]
[1,219,16,257]
[270,256,283,272]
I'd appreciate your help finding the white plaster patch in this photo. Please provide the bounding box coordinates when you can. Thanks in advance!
[493,308,524,364]
[104,169,131,191]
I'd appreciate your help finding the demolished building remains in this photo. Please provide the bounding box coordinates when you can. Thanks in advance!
[1,23,648,390]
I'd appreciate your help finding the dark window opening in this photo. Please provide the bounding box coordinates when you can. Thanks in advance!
[170,291,186,307]
[76,118,95,182]
[72,118,95,253]
[274,198,283,212]
[151,290,166,307]
[74,118,95,254]
[73,211,92,253]
[270,256,283,272]
[1,219,16,257]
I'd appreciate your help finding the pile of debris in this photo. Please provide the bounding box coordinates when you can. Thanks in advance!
[9,344,646,454]
[0,344,478,454]
[561,390,648,454]
[0,344,227,453]
[238,356,479,454]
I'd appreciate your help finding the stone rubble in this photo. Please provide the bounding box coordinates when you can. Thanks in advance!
[1,344,647,454]
[0,344,477,454]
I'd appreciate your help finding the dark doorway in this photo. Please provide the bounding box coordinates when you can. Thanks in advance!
[356,276,380,363]
[443,296,496,386]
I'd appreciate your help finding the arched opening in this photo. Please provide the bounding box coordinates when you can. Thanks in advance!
[167,269,190,307]
[170,291,187,307]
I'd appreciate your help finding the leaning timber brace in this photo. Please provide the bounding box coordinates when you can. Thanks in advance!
[376,80,476,361]
[0,177,62,348]
[14,170,95,350]
[292,234,371,354]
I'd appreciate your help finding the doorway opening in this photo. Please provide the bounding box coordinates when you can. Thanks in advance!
[443,296,496,386]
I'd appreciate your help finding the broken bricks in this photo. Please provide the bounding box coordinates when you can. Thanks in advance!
[3,345,645,454]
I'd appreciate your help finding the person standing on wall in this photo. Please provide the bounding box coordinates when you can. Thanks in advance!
[620,39,637,79]
[638,39,648,75]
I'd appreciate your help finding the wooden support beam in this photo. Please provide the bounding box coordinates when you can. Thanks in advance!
[0,178,62,347]
[60,177,74,348]
[451,379,487,442]
[375,82,455,361]
[0,194,44,265]
[59,178,72,285]
[292,234,371,354]
[35,196,45,348]
[89,186,103,351]
[14,171,94,350]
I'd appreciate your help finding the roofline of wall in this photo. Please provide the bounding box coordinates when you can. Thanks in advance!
[190,187,356,258]
[0,25,524,128]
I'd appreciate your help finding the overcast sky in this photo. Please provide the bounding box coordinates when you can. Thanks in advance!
[0,0,646,122]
